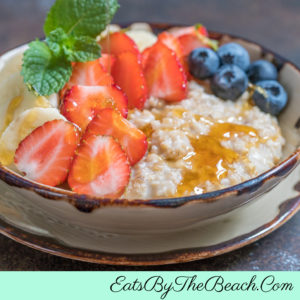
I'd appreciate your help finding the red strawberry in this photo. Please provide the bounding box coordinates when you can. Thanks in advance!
[170,25,208,38]
[170,25,209,57]
[178,34,209,57]
[68,135,130,198]
[143,42,187,102]
[14,120,80,187]
[61,85,128,131]
[84,108,148,165]
[158,32,183,60]
[98,54,116,73]
[60,60,114,98]
[100,32,140,57]
[112,51,148,110]
[157,31,190,77]
[141,46,151,69]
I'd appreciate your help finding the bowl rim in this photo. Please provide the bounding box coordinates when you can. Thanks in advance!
[0,23,300,212]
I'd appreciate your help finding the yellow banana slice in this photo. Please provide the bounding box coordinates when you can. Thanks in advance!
[0,107,66,166]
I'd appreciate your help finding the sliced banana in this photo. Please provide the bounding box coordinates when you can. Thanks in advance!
[0,44,27,80]
[129,23,153,32]
[0,73,55,134]
[0,107,66,166]
[0,72,24,133]
[126,30,158,52]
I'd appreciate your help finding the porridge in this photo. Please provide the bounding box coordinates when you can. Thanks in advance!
[125,82,284,199]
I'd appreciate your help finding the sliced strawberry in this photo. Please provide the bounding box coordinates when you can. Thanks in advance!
[143,42,187,102]
[60,60,114,98]
[68,135,130,198]
[61,85,128,131]
[170,25,209,57]
[14,120,80,187]
[112,51,148,110]
[170,25,208,38]
[98,54,116,73]
[141,46,152,69]
[84,108,148,165]
[100,32,140,57]
[157,32,190,77]
[178,34,209,57]
[158,32,183,60]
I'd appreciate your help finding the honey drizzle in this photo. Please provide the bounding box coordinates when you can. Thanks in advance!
[175,122,260,196]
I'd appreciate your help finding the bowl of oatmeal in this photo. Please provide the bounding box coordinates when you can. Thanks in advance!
[0,22,299,251]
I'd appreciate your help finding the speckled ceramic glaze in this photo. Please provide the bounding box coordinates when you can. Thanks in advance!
[0,25,299,265]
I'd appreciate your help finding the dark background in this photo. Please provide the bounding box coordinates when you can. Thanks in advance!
[0,0,299,270]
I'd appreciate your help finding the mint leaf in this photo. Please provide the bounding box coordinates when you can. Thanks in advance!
[63,36,101,62]
[44,0,119,38]
[22,0,119,96]
[46,28,69,56]
[47,28,101,62]
[21,40,72,96]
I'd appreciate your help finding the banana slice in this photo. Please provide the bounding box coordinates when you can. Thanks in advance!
[126,30,157,52]
[0,107,66,166]
[0,44,27,80]
[0,72,24,133]
[129,23,153,32]
[0,73,55,134]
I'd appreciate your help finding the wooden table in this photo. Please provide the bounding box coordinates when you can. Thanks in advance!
[0,0,299,271]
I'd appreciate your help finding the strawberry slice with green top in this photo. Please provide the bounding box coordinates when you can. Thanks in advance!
[170,24,215,57]
[60,59,114,97]
[14,119,80,187]
[143,42,187,102]
[68,135,130,198]
[112,51,148,110]
[100,32,140,57]
[61,85,128,131]
[171,24,208,38]
[84,108,148,165]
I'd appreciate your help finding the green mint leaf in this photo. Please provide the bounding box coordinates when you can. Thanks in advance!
[46,27,69,56]
[47,28,101,62]
[21,40,72,96]
[63,36,101,62]
[44,0,119,38]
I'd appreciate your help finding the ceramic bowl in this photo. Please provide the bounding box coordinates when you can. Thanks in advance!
[0,25,299,253]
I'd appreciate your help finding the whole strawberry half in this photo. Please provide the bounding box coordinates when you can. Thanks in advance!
[84,108,148,165]
[14,120,80,187]
[143,41,187,102]
[61,85,128,131]
[171,25,209,57]
[68,135,130,198]
[112,51,148,110]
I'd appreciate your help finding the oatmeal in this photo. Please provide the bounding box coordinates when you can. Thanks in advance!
[124,81,284,199]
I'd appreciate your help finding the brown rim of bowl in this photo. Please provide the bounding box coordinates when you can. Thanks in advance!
[0,23,300,212]
[0,191,299,266]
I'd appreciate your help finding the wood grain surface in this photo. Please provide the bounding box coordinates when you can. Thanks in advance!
[0,0,299,271]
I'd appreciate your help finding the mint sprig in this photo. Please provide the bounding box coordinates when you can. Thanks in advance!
[22,0,119,96]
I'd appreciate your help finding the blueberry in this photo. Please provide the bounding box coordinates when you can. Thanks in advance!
[217,42,250,71]
[252,80,287,115]
[211,65,248,101]
[248,59,278,83]
[188,48,220,79]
